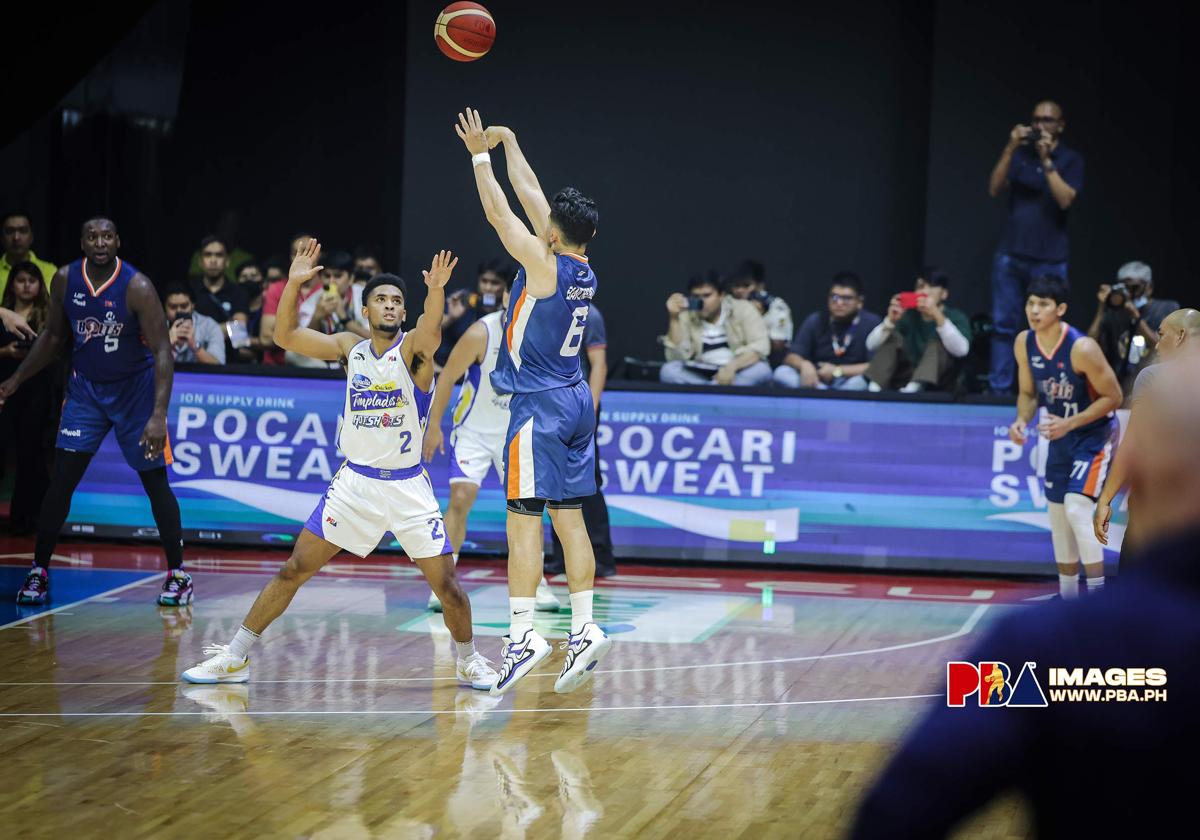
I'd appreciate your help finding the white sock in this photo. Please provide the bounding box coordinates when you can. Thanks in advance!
[456,639,476,659]
[1059,574,1080,600]
[1086,575,1105,592]
[569,590,593,634]
[229,625,260,660]
[509,597,536,638]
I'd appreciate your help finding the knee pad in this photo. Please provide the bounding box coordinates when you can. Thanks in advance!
[1047,501,1079,568]
[1065,492,1104,566]
[547,498,583,511]
[507,497,547,516]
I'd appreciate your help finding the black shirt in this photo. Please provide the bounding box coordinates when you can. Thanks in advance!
[191,278,249,324]
[790,310,883,366]
[999,142,1085,263]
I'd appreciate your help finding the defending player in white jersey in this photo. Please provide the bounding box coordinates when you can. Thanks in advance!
[181,240,497,689]
[422,289,561,613]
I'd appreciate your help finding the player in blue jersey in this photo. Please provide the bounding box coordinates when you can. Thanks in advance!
[455,107,612,696]
[1009,275,1122,599]
[0,218,189,607]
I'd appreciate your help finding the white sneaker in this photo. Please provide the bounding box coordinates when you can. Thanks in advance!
[181,643,251,684]
[535,578,562,612]
[457,651,499,690]
[428,591,443,612]
[554,623,611,694]
[490,629,552,696]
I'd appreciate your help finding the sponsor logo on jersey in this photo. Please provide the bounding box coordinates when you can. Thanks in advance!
[351,411,406,429]
[1040,372,1075,403]
[1030,355,1045,370]
[60,428,83,437]
[566,285,595,301]
[352,352,366,361]
[75,315,125,345]
[325,515,338,527]
[73,292,87,306]
[351,373,372,390]
[350,389,409,412]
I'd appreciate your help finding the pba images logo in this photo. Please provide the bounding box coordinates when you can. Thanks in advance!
[947,661,1049,708]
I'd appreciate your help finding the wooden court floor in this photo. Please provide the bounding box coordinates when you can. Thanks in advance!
[0,542,1047,839]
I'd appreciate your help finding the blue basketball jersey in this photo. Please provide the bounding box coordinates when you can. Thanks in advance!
[65,258,153,383]
[490,253,597,395]
[1026,324,1112,435]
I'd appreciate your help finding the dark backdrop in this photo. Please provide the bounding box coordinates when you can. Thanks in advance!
[3,0,1195,363]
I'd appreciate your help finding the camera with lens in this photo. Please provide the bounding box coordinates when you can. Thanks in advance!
[1106,282,1130,309]
[352,267,374,283]
[1022,126,1046,147]
[686,295,704,312]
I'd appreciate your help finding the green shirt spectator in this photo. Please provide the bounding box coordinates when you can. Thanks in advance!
[1,213,57,298]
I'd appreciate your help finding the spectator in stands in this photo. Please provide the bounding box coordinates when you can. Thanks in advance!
[164,285,226,365]
[774,271,881,390]
[263,256,287,285]
[0,213,57,299]
[865,268,972,393]
[187,209,255,285]
[549,302,616,578]
[353,246,382,280]
[852,354,1200,840]
[191,236,249,327]
[987,100,1084,393]
[1087,261,1179,397]
[316,250,368,339]
[661,271,772,386]
[435,257,513,366]
[260,234,320,366]
[0,262,53,533]
[236,261,265,362]
[727,260,793,366]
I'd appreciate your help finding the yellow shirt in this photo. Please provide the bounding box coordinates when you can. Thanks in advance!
[0,251,58,300]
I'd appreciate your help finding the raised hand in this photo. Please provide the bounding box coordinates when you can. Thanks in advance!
[288,238,324,285]
[455,108,489,155]
[422,250,459,289]
[484,125,512,149]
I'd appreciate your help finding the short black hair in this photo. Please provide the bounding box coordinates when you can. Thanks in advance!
[549,187,598,247]
[354,244,382,262]
[478,256,517,286]
[322,250,354,272]
[830,271,863,296]
[1027,274,1069,305]
[2,212,31,228]
[730,259,766,286]
[264,254,288,274]
[163,284,195,302]
[235,260,262,278]
[917,266,951,290]
[81,216,117,235]
[200,235,227,252]
[688,270,725,294]
[362,273,407,305]
[7,260,45,284]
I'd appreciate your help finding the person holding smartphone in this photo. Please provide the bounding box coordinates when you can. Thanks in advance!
[863,268,972,393]
[660,271,771,386]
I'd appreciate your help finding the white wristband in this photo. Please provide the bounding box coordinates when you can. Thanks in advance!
[471,152,491,167]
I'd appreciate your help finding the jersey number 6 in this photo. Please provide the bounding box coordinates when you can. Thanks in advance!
[559,306,589,357]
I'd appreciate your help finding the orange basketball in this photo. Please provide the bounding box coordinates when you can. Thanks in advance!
[434,2,496,62]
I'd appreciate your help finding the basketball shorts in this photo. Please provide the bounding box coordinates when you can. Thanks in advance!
[303,462,452,559]
[1043,418,1119,504]
[57,367,171,471]
[503,380,596,502]
[448,425,505,487]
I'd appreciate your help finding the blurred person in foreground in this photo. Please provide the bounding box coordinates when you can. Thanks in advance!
[1094,308,1200,564]
[853,352,1200,840]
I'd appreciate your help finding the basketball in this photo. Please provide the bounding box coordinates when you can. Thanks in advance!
[434,2,496,62]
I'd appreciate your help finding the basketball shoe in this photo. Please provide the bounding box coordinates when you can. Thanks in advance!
[16,566,48,605]
[181,644,250,684]
[489,628,552,696]
[457,651,500,690]
[158,570,193,606]
[553,622,611,694]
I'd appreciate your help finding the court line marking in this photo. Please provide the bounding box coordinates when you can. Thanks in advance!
[0,693,942,717]
[0,574,163,631]
[0,604,990,686]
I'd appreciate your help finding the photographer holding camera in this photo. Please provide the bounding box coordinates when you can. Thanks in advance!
[660,271,772,386]
[987,100,1084,393]
[727,260,793,367]
[1087,261,1179,394]
[164,285,226,365]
